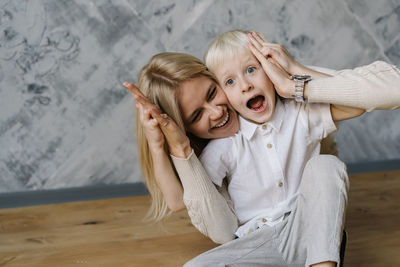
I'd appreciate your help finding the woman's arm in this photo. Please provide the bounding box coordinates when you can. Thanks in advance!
[125,82,238,244]
[151,149,185,212]
[136,103,185,212]
[172,152,239,244]
[305,61,400,111]
[247,33,399,118]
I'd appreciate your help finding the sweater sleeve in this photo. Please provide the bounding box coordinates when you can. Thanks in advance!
[307,61,400,112]
[171,150,238,244]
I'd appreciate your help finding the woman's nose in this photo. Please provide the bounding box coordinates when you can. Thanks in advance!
[208,104,223,121]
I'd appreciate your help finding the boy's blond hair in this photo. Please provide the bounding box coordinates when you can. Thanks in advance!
[204,30,264,75]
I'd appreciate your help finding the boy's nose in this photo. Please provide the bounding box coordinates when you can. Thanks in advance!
[241,80,253,93]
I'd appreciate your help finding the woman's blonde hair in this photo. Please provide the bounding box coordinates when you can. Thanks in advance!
[136,52,217,221]
[204,29,262,74]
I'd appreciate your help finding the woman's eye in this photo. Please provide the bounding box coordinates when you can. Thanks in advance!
[192,111,202,123]
[247,67,255,74]
[226,79,234,86]
[209,87,217,99]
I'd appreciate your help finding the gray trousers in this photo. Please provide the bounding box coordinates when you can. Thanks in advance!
[184,155,349,267]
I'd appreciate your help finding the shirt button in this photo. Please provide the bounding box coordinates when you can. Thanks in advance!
[278,181,283,187]
[262,125,267,130]
[261,218,267,223]
[267,143,273,149]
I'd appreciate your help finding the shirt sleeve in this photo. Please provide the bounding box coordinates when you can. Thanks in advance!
[199,139,231,187]
[307,61,400,112]
[302,102,337,140]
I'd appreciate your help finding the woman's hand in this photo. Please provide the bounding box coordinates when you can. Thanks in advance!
[247,32,299,98]
[136,102,165,152]
[249,32,303,75]
[124,82,192,158]
[247,32,331,99]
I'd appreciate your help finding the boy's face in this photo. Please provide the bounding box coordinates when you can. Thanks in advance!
[213,51,276,124]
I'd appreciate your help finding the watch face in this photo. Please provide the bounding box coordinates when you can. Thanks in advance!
[292,74,311,81]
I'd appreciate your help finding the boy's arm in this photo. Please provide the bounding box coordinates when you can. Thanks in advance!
[329,105,365,122]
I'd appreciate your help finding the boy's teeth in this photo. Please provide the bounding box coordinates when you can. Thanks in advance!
[214,112,230,128]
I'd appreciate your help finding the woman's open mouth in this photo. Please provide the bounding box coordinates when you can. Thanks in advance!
[246,95,267,113]
[213,111,230,129]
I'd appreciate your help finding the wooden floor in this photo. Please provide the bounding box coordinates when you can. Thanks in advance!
[1,170,399,267]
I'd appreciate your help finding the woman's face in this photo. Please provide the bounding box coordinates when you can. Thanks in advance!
[178,76,239,139]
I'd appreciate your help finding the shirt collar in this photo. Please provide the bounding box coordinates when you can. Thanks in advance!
[240,97,285,140]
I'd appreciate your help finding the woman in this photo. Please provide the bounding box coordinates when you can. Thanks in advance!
[124,37,400,266]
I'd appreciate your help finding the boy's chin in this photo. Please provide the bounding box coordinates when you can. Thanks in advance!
[242,110,273,124]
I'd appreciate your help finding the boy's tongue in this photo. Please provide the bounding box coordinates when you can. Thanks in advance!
[247,95,264,110]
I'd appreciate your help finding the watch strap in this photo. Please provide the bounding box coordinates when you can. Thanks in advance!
[290,75,312,102]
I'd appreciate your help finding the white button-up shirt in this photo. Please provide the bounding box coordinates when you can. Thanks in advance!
[199,98,337,237]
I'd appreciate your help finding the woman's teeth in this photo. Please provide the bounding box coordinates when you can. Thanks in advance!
[213,112,230,128]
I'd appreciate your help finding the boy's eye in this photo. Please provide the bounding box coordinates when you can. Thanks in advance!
[247,67,255,74]
[226,79,234,86]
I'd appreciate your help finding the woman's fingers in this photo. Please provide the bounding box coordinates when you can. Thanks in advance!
[137,101,167,130]
[133,94,156,109]
[248,33,262,50]
[148,109,184,138]
[248,33,280,59]
[251,31,268,44]
[248,41,288,78]
[249,42,293,98]
[124,82,189,154]
[248,32,269,49]
[250,32,286,53]
[137,102,144,122]
[249,32,279,54]
[149,108,171,129]
[123,82,145,98]
[137,103,156,130]
[124,82,158,110]
[247,33,298,74]
[249,42,272,69]
[125,81,169,128]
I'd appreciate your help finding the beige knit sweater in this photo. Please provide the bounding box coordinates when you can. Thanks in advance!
[171,61,400,244]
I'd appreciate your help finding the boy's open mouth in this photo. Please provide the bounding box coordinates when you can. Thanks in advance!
[247,95,266,112]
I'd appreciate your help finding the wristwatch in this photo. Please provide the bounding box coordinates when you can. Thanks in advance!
[290,74,312,102]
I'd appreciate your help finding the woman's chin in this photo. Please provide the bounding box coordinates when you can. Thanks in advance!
[211,110,239,139]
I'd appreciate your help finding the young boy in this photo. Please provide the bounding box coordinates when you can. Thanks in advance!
[194,30,362,266]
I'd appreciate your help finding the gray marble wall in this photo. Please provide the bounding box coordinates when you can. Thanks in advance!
[1,0,399,193]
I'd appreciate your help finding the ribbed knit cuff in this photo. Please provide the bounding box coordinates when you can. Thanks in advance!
[307,75,363,108]
[308,61,400,112]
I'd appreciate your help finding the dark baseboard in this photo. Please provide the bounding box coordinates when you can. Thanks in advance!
[1,159,399,209]
[0,182,148,209]
[346,159,400,174]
